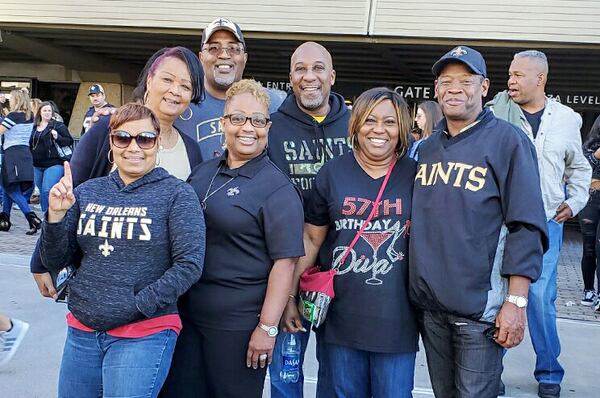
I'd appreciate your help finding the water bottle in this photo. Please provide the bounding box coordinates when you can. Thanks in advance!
[280,333,301,383]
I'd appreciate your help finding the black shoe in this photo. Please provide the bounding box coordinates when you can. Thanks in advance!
[25,212,42,235]
[0,212,11,232]
[538,383,561,398]
[498,379,506,396]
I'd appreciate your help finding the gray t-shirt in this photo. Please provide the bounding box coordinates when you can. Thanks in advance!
[174,89,286,160]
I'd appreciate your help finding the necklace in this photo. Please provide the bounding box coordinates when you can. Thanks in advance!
[159,127,177,150]
[201,165,235,210]
[31,123,48,150]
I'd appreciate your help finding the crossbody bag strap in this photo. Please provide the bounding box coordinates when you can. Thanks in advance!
[335,156,397,269]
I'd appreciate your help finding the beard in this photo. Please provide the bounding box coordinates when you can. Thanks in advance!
[299,92,325,110]
[214,74,237,90]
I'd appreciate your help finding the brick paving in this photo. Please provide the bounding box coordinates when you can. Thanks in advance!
[1,210,598,322]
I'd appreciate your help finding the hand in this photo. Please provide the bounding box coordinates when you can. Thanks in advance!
[50,129,58,139]
[246,326,276,369]
[48,161,76,222]
[553,202,573,223]
[280,299,307,333]
[91,107,116,125]
[594,147,600,160]
[33,272,57,299]
[494,302,527,348]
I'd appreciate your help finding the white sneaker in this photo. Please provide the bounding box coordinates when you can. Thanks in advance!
[581,289,597,306]
[0,318,30,367]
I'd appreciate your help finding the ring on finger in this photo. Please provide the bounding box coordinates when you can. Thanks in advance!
[259,353,268,361]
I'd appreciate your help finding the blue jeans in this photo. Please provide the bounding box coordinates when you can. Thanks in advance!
[58,327,177,398]
[270,319,311,398]
[322,342,415,398]
[419,310,503,398]
[528,219,564,384]
[2,183,33,216]
[34,165,64,212]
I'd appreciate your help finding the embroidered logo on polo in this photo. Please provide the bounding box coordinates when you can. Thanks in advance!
[77,204,153,250]
[227,187,240,196]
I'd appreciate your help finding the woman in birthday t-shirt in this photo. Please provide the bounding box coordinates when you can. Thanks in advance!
[282,87,419,397]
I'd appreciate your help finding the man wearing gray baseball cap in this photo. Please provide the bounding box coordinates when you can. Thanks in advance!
[409,45,549,397]
[174,17,285,160]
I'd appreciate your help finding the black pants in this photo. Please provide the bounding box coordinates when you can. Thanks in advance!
[418,310,503,398]
[578,189,600,291]
[160,319,266,398]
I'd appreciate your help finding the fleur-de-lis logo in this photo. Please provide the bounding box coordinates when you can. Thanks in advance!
[227,187,240,196]
[450,46,467,57]
[99,239,114,257]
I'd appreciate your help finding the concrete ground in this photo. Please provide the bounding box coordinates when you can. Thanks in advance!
[1,214,599,397]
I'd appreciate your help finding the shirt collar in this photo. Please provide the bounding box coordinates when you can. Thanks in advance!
[441,108,489,137]
[217,150,269,178]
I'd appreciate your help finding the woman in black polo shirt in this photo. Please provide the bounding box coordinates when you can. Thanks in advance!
[282,87,419,397]
[162,80,305,398]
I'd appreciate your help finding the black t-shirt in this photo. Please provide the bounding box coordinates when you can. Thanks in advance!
[523,108,544,139]
[185,151,305,331]
[306,152,419,353]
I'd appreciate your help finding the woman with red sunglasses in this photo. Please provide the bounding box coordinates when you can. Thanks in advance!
[40,103,205,398]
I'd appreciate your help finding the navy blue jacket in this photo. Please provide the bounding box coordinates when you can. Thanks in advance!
[409,109,549,322]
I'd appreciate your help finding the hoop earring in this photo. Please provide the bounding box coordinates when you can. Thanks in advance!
[143,90,149,105]
[107,149,114,164]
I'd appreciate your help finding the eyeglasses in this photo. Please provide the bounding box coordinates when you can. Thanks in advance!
[223,113,270,128]
[110,130,159,150]
[203,44,244,56]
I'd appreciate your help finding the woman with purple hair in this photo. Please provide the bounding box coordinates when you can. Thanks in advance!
[31,46,205,300]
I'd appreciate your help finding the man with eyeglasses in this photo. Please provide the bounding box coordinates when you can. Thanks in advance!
[174,17,285,160]
[267,41,351,398]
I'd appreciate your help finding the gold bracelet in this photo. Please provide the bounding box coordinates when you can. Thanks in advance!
[288,294,296,300]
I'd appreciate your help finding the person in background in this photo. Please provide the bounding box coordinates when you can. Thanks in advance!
[283,87,418,397]
[0,314,29,368]
[30,98,42,116]
[174,17,286,159]
[29,97,44,206]
[81,84,112,135]
[40,103,205,398]
[489,50,591,398]
[0,89,41,234]
[409,100,443,159]
[30,101,74,213]
[578,115,600,309]
[48,100,64,123]
[30,46,204,303]
[162,79,304,398]
[0,93,9,117]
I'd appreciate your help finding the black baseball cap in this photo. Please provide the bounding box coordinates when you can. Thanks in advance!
[432,46,487,78]
[201,17,245,49]
[88,84,104,95]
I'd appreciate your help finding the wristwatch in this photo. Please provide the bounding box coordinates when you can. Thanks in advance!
[505,294,528,308]
[258,322,279,337]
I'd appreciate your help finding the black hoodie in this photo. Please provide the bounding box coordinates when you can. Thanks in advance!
[267,91,351,205]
